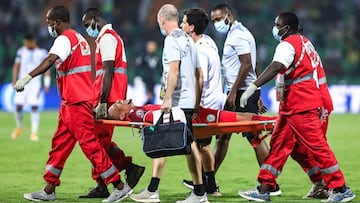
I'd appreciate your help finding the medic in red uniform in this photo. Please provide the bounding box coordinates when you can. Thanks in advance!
[79,8,144,199]
[15,6,130,202]
[238,12,355,202]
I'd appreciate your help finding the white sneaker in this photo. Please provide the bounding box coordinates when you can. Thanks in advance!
[102,183,133,202]
[321,188,356,202]
[23,190,56,201]
[130,188,160,203]
[303,180,329,199]
[176,191,209,203]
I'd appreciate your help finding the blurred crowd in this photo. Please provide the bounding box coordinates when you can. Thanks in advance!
[0,0,359,85]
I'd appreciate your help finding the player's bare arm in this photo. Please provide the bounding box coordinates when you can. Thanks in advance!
[195,67,203,113]
[161,61,179,112]
[12,62,21,86]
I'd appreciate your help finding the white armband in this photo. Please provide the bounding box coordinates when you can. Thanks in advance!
[44,75,51,88]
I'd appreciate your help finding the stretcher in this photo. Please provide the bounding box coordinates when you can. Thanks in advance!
[95,119,276,141]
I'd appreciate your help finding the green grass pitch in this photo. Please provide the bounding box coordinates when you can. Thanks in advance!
[0,111,359,203]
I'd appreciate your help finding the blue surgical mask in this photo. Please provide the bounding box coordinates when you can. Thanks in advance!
[160,28,166,36]
[47,25,58,38]
[272,26,287,41]
[214,14,229,34]
[86,19,99,38]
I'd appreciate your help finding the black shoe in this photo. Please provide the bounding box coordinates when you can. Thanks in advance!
[182,179,194,190]
[78,186,110,198]
[126,163,145,188]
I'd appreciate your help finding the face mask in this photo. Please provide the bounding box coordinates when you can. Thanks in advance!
[160,28,166,36]
[214,14,229,34]
[272,26,286,41]
[48,25,58,38]
[86,19,99,38]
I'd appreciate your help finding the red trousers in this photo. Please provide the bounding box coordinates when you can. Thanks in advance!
[92,123,132,182]
[258,109,345,189]
[291,116,330,183]
[43,102,119,186]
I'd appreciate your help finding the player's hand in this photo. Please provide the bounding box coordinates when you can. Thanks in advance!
[257,98,268,114]
[94,103,108,119]
[226,91,237,110]
[161,98,172,113]
[240,83,257,108]
[14,74,32,92]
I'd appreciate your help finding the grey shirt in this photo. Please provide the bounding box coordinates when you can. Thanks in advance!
[160,28,200,109]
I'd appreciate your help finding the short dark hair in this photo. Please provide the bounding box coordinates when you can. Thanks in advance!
[278,12,299,32]
[83,8,104,19]
[50,5,70,22]
[24,33,35,40]
[183,8,209,35]
[212,3,234,16]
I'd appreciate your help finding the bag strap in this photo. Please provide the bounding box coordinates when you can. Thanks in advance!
[154,111,175,127]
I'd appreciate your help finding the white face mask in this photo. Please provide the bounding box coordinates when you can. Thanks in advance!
[214,14,229,34]
[48,25,58,38]
[272,25,287,41]
[160,28,166,36]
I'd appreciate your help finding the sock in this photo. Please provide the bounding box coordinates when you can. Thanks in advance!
[98,182,107,191]
[194,184,205,196]
[201,167,206,185]
[112,180,121,188]
[14,111,23,128]
[148,177,160,192]
[31,111,40,134]
[205,171,216,192]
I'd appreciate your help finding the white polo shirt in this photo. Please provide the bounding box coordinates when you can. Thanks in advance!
[96,24,121,62]
[222,20,257,90]
[272,41,295,68]
[161,28,199,109]
[196,34,226,110]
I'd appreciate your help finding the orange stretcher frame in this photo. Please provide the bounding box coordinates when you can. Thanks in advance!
[95,119,276,140]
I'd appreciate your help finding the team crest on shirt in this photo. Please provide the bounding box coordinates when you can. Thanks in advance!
[206,114,216,122]
[135,109,145,119]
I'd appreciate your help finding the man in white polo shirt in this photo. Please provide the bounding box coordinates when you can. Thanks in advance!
[211,3,281,195]
[181,7,225,196]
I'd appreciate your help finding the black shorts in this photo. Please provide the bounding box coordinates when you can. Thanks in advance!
[195,137,212,146]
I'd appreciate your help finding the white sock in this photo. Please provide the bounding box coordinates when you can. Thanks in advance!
[31,111,40,134]
[14,111,23,128]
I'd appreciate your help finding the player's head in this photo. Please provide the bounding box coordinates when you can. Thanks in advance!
[273,12,299,41]
[23,33,36,49]
[211,4,234,34]
[82,8,106,38]
[157,4,179,36]
[108,100,133,120]
[146,40,158,55]
[181,8,209,35]
[46,5,70,38]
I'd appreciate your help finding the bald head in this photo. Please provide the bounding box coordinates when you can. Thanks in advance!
[157,4,179,22]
